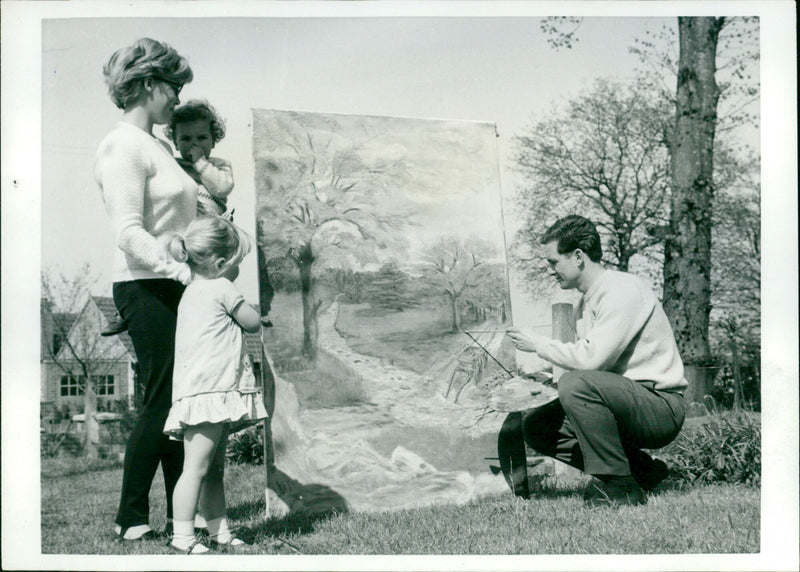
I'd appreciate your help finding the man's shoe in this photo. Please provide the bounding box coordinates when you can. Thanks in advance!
[632,458,670,492]
[584,475,646,507]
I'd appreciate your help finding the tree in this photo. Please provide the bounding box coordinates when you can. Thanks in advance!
[41,266,125,459]
[709,151,761,407]
[421,236,498,332]
[630,17,759,402]
[660,17,726,402]
[461,263,510,324]
[537,17,760,403]
[364,261,416,311]
[253,110,412,359]
[511,79,673,297]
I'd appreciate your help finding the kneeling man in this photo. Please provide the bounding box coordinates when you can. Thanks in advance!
[506,215,687,507]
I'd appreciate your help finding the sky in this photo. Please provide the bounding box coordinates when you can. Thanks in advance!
[2,2,798,570]
[38,14,676,303]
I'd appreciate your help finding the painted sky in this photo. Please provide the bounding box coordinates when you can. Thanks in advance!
[254,109,505,265]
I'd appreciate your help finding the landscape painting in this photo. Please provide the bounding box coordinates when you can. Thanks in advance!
[252,109,541,512]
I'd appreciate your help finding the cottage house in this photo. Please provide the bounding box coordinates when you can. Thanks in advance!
[40,296,137,413]
[41,296,266,415]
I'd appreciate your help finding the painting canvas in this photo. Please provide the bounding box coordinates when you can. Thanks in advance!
[252,109,544,512]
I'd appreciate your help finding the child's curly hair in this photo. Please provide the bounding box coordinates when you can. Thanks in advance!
[164,99,226,145]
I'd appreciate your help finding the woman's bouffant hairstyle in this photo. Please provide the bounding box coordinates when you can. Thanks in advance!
[168,216,252,277]
[164,99,227,145]
[103,38,193,110]
[539,215,603,262]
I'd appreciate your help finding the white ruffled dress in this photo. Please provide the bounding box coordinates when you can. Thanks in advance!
[163,277,268,439]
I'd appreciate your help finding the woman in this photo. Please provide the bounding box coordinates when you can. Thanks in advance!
[94,37,196,541]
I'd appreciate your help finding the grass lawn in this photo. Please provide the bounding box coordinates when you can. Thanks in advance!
[41,459,759,555]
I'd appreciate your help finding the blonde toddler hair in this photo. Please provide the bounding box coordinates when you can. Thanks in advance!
[168,216,252,277]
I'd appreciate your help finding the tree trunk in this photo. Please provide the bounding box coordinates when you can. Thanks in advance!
[296,244,317,360]
[449,292,461,332]
[84,381,99,460]
[663,17,723,406]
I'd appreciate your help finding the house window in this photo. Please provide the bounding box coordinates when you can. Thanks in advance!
[60,375,82,397]
[59,375,115,396]
[96,375,115,396]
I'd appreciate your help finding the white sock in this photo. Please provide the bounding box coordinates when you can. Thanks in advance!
[206,516,242,545]
[194,512,207,529]
[171,519,208,553]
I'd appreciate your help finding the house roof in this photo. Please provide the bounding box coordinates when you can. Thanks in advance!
[40,299,78,357]
[91,296,136,356]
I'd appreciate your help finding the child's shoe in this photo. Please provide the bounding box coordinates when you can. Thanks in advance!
[101,316,128,337]
[168,538,210,554]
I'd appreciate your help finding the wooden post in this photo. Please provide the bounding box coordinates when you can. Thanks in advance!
[552,303,575,383]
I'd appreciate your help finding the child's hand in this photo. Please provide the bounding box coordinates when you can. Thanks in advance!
[189,145,206,163]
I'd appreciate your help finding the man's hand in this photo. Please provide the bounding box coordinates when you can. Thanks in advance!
[506,328,547,354]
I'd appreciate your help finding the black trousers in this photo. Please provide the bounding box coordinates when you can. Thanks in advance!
[499,370,684,495]
[113,279,185,528]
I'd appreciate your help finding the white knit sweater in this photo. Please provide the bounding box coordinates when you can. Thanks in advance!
[536,270,688,392]
[95,122,197,284]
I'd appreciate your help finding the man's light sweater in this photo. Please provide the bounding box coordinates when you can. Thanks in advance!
[536,270,688,392]
[95,122,197,284]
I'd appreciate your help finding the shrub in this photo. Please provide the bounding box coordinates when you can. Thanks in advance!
[661,410,760,486]
[227,426,265,465]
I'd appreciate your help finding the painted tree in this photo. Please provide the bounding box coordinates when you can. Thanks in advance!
[364,261,416,311]
[253,111,412,359]
[511,79,673,298]
[41,266,125,459]
[421,236,498,332]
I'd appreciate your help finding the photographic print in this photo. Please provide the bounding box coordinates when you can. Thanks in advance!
[1,2,796,571]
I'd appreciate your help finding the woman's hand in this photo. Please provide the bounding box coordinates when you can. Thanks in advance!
[506,328,546,354]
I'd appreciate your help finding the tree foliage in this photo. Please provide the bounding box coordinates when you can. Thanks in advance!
[511,79,673,297]
[363,261,417,311]
[630,17,760,135]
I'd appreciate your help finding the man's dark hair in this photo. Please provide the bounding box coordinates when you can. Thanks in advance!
[539,215,603,262]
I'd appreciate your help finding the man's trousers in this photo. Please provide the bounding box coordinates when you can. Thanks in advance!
[499,369,685,493]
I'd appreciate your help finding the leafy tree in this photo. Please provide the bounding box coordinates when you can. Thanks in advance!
[41,266,125,459]
[511,79,673,298]
[536,17,760,403]
[631,17,759,402]
[317,267,369,304]
[364,261,416,311]
[421,236,498,332]
[253,111,412,359]
[460,263,510,324]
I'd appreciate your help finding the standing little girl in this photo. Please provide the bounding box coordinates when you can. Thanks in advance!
[163,216,268,554]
